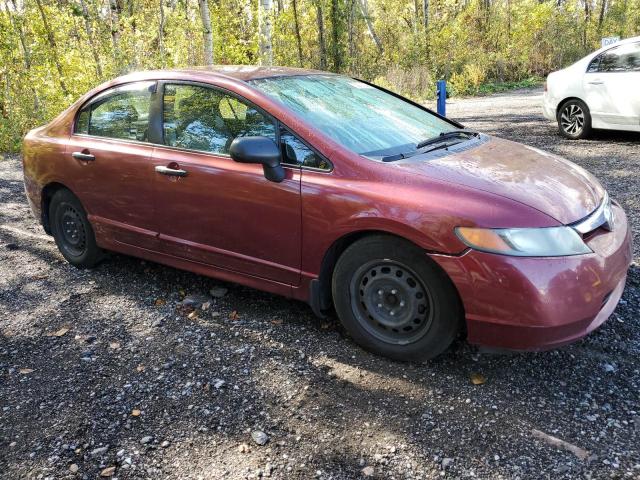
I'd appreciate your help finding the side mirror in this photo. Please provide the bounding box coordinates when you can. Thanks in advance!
[229,136,285,183]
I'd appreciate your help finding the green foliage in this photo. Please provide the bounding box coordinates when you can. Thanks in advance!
[0,0,638,152]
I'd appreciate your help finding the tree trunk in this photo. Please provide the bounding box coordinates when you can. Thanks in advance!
[423,0,429,58]
[597,0,607,34]
[78,0,103,78]
[198,0,214,65]
[357,0,383,54]
[292,0,304,66]
[159,0,165,67]
[348,0,356,60]
[315,1,327,69]
[330,0,342,72]
[258,0,274,66]
[583,0,591,49]
[34,0,69,96]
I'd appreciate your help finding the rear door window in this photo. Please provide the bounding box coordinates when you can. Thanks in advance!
[589,42,640,72]
[76,81,155,142]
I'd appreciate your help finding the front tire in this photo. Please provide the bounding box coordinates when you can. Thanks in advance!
[332,235,462,361]
[49,189,104,268]
[557,99,592,139]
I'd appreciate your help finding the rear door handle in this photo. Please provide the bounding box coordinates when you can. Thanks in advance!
[155,165,188,177]
[588,80,604,85]
[72,152,95,161]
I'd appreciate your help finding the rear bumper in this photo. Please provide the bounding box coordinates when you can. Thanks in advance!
[431,204,632,351]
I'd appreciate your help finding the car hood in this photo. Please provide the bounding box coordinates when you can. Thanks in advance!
[397,136,604,224]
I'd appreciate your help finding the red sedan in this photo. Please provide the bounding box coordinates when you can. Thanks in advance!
[22,66,632,361]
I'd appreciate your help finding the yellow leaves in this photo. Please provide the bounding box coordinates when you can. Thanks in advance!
[131,409,141,417]
[154,298,166,306]
[470,373,487,385]
[47,326,70,337]
[19,368,34,374]
[100,466,116,477]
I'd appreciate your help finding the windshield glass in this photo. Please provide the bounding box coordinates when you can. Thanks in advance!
[248,74,458,158]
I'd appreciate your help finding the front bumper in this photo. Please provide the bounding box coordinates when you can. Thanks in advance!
[432,204,632,351]
[542,92,557,122]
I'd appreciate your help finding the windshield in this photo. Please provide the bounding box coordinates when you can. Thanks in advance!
[248,74,458,158]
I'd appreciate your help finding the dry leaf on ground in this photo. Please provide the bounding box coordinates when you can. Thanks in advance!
[18,368,34,374]
[47,327,70,337]
[470,373,487,385]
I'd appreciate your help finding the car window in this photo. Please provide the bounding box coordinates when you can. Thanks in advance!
[76,82,154,141]
[589,42,640,73]
[280,129,331,170]
[162,83,276,154]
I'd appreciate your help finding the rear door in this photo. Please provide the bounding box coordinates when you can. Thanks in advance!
[66,81,160,248]
[151,82,302,285]
[584,42,640,129]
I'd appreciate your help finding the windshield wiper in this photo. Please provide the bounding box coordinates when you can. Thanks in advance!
[415,129,479,150]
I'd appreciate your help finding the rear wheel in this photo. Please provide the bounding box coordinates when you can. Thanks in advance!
[49,189,104,268]
[332,235,462,361]
[557,99,592,139]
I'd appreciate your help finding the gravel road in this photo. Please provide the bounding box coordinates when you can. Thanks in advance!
[1,88,639,479]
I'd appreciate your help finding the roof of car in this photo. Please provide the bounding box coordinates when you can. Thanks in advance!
[170,65,329,82]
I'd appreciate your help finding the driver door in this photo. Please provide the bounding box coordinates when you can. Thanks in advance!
[151,82,302,285]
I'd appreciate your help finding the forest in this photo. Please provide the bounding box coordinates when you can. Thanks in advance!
[1,0,639,151]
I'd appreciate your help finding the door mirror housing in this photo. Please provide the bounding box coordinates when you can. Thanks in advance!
[229,136,285,183]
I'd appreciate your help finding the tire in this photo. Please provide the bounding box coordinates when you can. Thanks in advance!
[557,99,592,139]
[49,189,104,268]
[332,234,463,362]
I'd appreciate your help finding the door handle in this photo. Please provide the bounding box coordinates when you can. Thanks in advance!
[588,80,604,85]
[155,165,188,177]
[72,152,95,161]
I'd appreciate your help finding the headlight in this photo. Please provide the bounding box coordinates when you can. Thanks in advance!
[455,226,592,257]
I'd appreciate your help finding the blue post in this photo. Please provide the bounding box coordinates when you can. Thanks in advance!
[436,80,446,117]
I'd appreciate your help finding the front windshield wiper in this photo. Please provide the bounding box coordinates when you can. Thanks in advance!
[415,129,479,150]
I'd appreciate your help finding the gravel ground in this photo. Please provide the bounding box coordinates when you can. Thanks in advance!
[1,88,639,480]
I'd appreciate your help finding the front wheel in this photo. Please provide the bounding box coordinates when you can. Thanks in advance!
[49,189,104,268]
[332,235,463,361]
[557,99,592,139]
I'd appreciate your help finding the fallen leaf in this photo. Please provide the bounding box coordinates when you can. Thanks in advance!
[201,301,211,311]
[229,310,239,320]
[179,289,186,297]
[32,274,48,280]
[320,322,332,330]
[470,373,487,385]
[109,342,121,350]
[100,466,116,477]
[131,409,141,417]
[47,326,70,337]
[270,318,283,325]
[18,368,34,374]
[136,364,145,372]
[154,298,166,306]
[188,311,198,320]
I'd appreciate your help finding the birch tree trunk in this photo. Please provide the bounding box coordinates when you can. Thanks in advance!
[34,0,69,96]
[78,0,103,78]
[258,0,274,66]
[292,0,304,66]
[198,0,214,65]
[358,0,383,54]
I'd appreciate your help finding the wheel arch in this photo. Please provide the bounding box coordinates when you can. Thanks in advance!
[556,96,589,117]
[309,229,464,321]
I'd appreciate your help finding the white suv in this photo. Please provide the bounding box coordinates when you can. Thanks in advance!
[543,36,640,139]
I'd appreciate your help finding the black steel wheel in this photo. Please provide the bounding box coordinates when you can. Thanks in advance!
[557,99,592,139]
[49,189,104,268]
[332,234,463,361]
[351,260,433,345]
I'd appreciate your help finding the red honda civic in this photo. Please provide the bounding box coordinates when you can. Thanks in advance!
[22,66,632,361]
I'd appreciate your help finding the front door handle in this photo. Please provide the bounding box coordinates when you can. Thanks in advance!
[155,165,188,177]
[588,80,604,85]
[72,152,95,161]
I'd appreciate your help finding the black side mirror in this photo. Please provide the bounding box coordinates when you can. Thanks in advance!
[229,136,285,183]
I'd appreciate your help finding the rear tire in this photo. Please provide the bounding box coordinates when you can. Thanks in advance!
[49,189,104,268]
[557,99,592,139]
[332,234,463,362]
